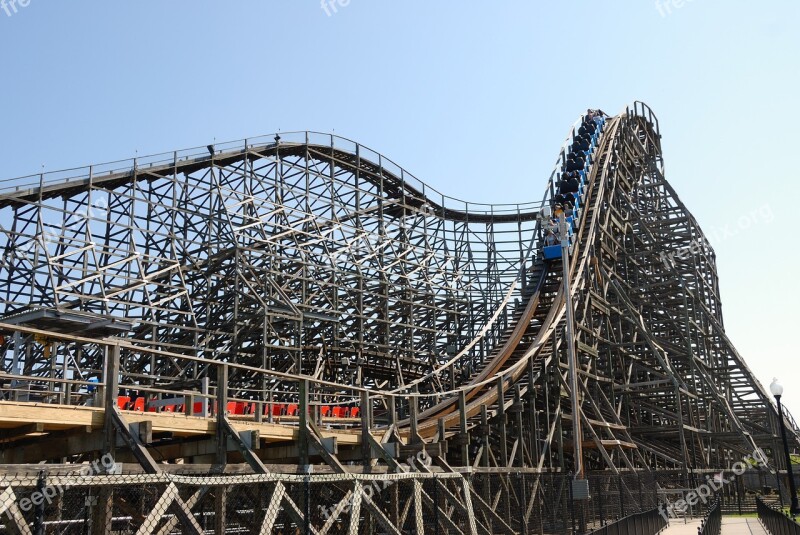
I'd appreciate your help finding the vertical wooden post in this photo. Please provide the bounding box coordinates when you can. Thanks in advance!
[215,364,229,535]
[514,385,524,467]
[528,356,540,465]
[459,390,469,465]
[185,393,194,417]
[497,378,508,467]
[388,394,399,527]
[94,344,119,534]
[299,381,311,534]
[388,395,396,428]
[410,391,420,444]
[481,404,491,506]
[103,345,120,458]
[216,364,229,468]
[361,390,372,470]
[299,379,310,467]
[201,377,210,417]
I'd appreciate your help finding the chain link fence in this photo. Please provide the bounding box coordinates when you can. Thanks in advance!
[0,468,690,534]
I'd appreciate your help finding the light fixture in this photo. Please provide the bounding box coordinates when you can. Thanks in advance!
[771,378,784,397]
[771,377,799,515]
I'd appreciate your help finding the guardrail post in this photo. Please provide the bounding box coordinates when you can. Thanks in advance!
[201,377,210,417]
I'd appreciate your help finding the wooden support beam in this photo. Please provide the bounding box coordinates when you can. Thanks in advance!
[219,416,269,474]
[0,422,44,441]
[299,378,310,468]
[514,385,524,468]
[215,363,228,471]
[361,389,372,470]
[409,391,421,444]
[1,426,98,463]
[110,408,159,473]
[497,378,508,467]
[458,390,470,465]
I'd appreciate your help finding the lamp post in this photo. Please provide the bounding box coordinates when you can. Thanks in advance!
[770,378,799,515]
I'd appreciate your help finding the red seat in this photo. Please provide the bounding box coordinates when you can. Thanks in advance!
[350,407,360,418]
[163,405,175,413]
[193,401,205,415]
[320,406,331,417]
[286,404,299,417]
[272,403,284,416]
[332,406,346,418]
[226,402,237,414]
[133,397,145,412]
[117,396,131,410]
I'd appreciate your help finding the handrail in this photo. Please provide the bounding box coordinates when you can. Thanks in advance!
[698,497,721,535]
[588,507,667,535]
[0,131,542,216]
[757,495,800,534]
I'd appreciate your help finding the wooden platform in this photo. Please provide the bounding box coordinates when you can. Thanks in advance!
[0,400,365,464]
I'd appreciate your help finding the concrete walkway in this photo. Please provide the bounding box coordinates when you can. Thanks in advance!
[662,517,767,534]
[663,518,703,534]
[720,517,768,534]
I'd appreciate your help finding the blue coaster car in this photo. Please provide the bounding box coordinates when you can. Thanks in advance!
[544,244,562,260]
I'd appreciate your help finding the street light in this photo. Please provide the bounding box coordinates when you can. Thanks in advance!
[770,378,799,515]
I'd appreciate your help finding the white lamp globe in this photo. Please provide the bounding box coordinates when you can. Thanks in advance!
[770,378,784,397]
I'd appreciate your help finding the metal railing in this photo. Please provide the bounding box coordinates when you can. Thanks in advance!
[698,497,721,535]
[588,507,667,535]
[757,495,800,534]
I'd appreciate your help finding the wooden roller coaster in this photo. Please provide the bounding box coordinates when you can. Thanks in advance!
[0,102,796,534]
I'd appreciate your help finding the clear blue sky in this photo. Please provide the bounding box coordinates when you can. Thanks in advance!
[1,1,798,408]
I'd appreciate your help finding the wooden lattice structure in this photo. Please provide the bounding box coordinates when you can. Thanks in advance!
[0,102,795,533]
